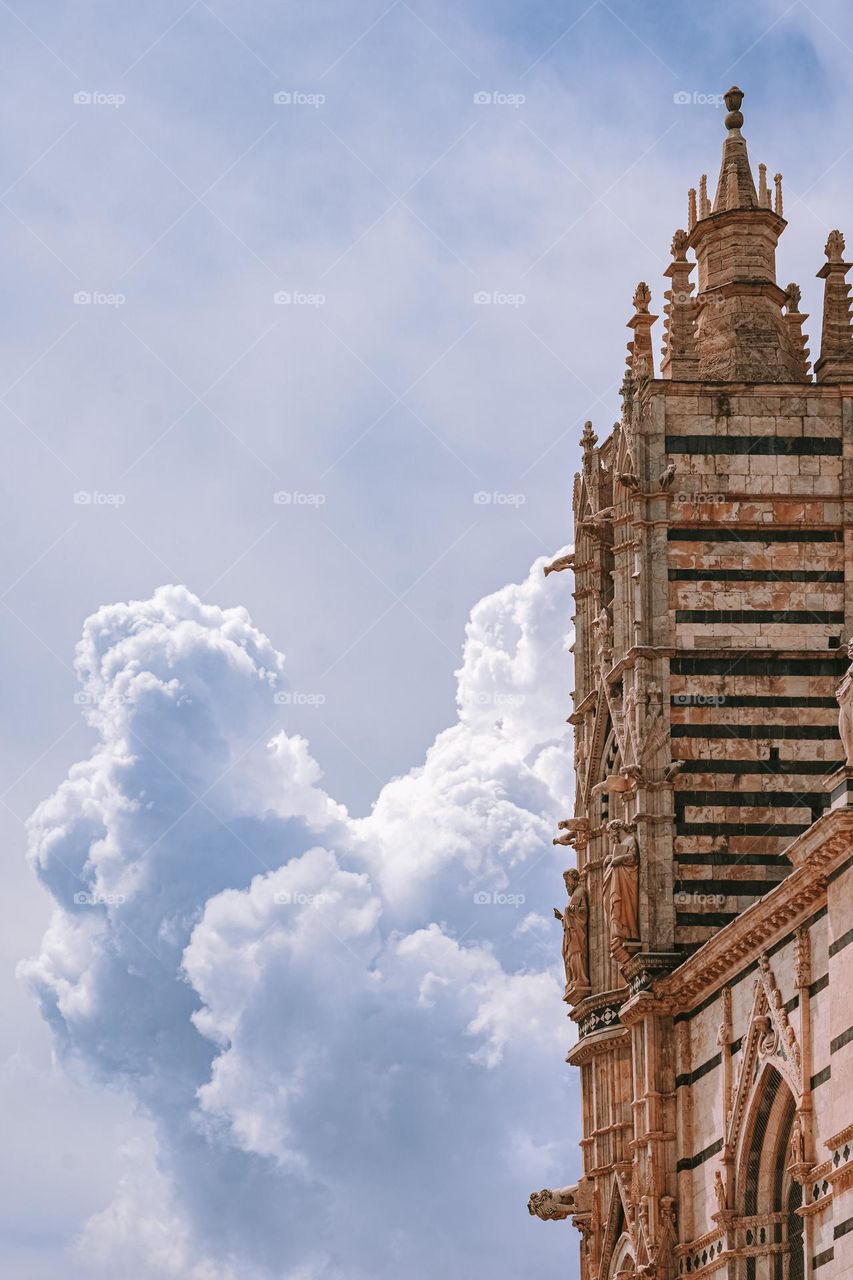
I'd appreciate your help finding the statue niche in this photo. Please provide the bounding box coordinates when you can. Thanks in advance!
[603,820,640,956]
[554,867,591,1002]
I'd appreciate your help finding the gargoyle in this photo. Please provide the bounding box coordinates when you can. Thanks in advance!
[544,552,575,577]
[528,1185,587,1221]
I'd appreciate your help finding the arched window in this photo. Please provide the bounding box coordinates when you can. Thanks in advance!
[741,1067,804,1280]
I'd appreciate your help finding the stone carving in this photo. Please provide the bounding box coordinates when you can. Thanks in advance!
[794,926,811,988]
[553,817,589,853]
[757,953,801,1071]
[826,228,846,262]
[659,461,677,488]
[593,605,613,672]
[714,1169,727,1216]
[554,868,590,1000]
[604,821,640,947]
[580,419,598,456]
[580,505,616,533]
[633,282,651,312]
[671,228,689,260]
[527,1187,579,1221]
[836,637,853,766]
[784,281,802,312]
[543,551,574,577]
[789,1114,805,1167]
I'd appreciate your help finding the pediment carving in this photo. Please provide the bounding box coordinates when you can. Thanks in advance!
[727,954,802,1154]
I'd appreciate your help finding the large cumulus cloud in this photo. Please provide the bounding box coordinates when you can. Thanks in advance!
[22,556,578,1279]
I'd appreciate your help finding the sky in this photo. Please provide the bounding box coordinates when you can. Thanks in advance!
[2,1,853,1276]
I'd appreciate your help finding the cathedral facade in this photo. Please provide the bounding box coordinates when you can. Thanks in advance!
[528,89,853,1280]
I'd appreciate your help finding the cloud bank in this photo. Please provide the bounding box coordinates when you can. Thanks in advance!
[23,555,577,1279]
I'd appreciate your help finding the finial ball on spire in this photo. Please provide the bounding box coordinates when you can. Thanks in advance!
[724,85,744,131]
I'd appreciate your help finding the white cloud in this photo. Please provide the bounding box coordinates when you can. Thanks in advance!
[23,554,578,1278]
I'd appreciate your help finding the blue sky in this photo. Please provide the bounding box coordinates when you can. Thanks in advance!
[2,2,853,1276]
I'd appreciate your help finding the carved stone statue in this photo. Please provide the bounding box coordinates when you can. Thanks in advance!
[544,552,574,577]
[554,868,590,1000]
[789,1114,805,1167]
[836,637,853,766]
[603,820,640,945]
[826,228,846,262]
[784,281,802,313]
[593,605,613,671]
[714,1169,727,1215]
[527,1187,576,1221]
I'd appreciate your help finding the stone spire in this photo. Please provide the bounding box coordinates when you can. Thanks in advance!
[661,229,699,379]
[712,87,758,210]
[782,281,811,380]
[815,229,853,382]
[685,86,805,382]
[626,282,657,379]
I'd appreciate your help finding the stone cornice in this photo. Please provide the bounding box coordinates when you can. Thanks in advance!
[566,1026,629,1066]
[653,811,853,1011]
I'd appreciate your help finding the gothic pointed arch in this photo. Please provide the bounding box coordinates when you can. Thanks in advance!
[735,1065,804,1280]
[727,956,802,1157]
[598,1174,638,1280]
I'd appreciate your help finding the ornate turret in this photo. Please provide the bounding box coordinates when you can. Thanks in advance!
[815,229,853,382]
[537,85,853,1280]
[685,87,804,382]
